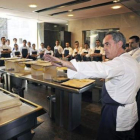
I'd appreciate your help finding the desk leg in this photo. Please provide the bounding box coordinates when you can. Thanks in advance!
[92,88,101,102]
[7,74,12,92]
[63,91,81,131]
[55,89,63,127]
[17,130,34,140]
[3,73,8,90]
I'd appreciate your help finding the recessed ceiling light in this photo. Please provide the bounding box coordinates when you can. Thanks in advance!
[67,14,74,17]
[58,6,65,8]
[68,10,73,12]
[29,4,37,8]
[113,0,120,3]
[111,5,121,9]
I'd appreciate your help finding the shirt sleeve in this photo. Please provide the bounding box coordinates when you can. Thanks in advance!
[67,59,125,79]
[80,49,84,55]
[51,50,54,56]
[0,46,3,52]
[62,48,65,55]
[60,46,64,54]
[69,48,73,55]
[100,47,104,55]
[132,49,140,63]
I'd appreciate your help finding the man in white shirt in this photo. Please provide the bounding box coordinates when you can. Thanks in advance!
[80,43,92,61]
[12,44,21,57]
[128,36,140,140]
[20,40,29,58]
[54,40,63,58]
[91,40,104,61]
[62,42,73,61]
[39,43,46,59]
[44,45,53,56]
[30,44,39,60]
[128,36,140,63]
[0,37,11,58]
[27,41,32,52]
[72,41,82,61]
[0,37,11,66]
[44,31,140,140]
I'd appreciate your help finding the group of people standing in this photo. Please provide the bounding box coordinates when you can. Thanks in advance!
[44,32,140,140]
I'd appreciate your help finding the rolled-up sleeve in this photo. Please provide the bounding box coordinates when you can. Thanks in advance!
[67,59,125,79]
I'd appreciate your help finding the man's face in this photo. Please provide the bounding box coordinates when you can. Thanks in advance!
[32,45,35,49]
[15,45,18,50]
[55,41,59,46]
[66,43,69,47]
[23,41,26,46]
[13,39,17,44]
[27,42,31,47]
[47,46,51,51]
[41,44,44,48]
[1,37,6,44]
[75,42,79,48]
[103,35,121,60]
[96,41,100,47]
[129,38,139,50]
[84,44,88,49]
[6,40,10,45]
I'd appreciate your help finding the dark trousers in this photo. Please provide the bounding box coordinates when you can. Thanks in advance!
[97,105,133,140]
[135,89,140,140]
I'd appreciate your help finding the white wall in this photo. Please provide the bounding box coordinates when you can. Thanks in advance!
[7,17,37,48]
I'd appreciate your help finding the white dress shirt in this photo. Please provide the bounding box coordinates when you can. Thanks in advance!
[72,47,82,56]
[39,48,46,53]
[80,48,93,57]
[12,49,21,57]
[20,46,29,52]
[67,53,140,131]
[0,45,11,55]
[30,48,39,55]
[128,47,140,63]
[92,46,104,55]
[54,45,63,54]
[62,47,73,55]
[44,50,53,56]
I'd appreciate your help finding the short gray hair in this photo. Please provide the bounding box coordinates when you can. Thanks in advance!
[105,31,126,49]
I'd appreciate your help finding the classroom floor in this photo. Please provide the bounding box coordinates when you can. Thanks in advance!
[24,83,102,140]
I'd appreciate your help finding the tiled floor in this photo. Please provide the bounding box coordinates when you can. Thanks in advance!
[24,83,102,140]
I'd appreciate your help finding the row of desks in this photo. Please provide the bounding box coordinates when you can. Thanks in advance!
[0,88,46,140]
[0,67,102,131]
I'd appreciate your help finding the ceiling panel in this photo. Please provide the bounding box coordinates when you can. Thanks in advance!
[0,0,137,24]
[50,3,131,20]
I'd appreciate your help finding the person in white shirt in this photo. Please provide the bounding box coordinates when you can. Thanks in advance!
[0,37,11,66]
[12,38,17,50]
[30,44,39,60]
[91,40,104,61]
[72,41,82,61]
[80,43,92,61]
[39,43,46,59]
[62,42,73,61]
[6,39,12,50]
[20,40,29,58]
[27,41,32,52]
[128,36,140,63]
[54,40,63,58]
[0,37,11,58]
[12,44,21,57]
[128,35,140,140]
[44,45,53,56]
[44,31,140,140]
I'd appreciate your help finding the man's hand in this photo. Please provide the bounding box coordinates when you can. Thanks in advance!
[44,54,63,67]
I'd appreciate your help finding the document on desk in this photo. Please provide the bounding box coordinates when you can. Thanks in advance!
[61,79,95,88]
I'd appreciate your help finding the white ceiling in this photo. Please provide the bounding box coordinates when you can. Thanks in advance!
[0,0,135,24]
